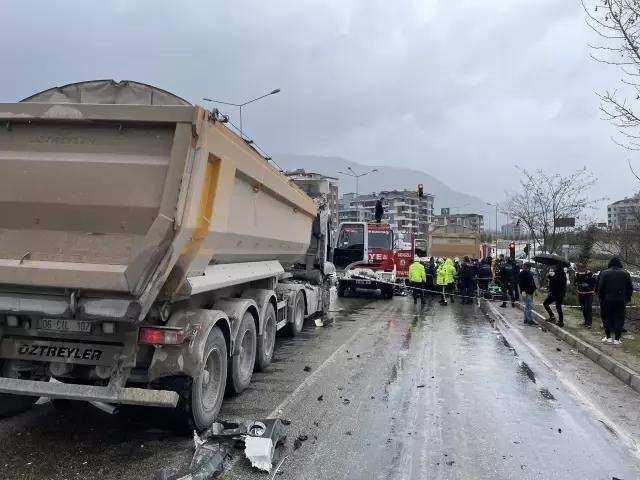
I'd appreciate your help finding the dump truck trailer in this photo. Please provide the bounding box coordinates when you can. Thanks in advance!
[0,80,334,430]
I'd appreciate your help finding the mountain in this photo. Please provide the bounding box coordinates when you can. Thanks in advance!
[276,154,489,216]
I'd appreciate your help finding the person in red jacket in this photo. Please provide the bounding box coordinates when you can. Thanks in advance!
[574,264,597,328]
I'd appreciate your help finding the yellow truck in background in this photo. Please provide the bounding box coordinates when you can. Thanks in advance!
[428,226,481,259]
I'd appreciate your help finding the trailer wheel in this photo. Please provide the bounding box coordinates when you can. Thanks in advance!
[255,303,276,371]
[337,280,347,298]
[164,326,228,431]
[382,285,394,300]
[0,362,39,418]
[227,311,257,395]
[283,291,305,337]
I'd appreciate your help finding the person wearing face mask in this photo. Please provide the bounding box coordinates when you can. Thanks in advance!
[543,263,567,327]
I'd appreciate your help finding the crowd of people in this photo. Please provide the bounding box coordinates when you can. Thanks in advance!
[406,254,634,345]
[407,253,521,306]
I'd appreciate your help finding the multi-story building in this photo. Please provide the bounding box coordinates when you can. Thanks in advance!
[607,198,640,229]
[338,189,435,235]
[433,213,484,233]
[284,170,339,228]
[501,222,523,238]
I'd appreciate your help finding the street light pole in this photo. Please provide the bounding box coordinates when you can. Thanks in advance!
[203,88,281,138]
[337,167,378,222]
[487,202,499,254]
[337,167,378,199]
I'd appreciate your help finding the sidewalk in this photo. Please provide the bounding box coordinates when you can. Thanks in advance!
[531,292,640,373]
[488,296,640,394]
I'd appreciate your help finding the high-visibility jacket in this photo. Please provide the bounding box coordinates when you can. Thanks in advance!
[408,261,426,283]
[437,259,456,285]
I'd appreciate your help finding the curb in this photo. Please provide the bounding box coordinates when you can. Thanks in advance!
[482,300,640,395]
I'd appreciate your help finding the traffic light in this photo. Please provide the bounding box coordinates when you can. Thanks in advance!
[418,184,424,198]
[509,241,516,259]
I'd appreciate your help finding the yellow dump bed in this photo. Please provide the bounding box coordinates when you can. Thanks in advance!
[0,80,317,300]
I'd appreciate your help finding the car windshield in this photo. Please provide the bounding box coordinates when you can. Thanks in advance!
[368,229,392,250]
[337,224,364,249]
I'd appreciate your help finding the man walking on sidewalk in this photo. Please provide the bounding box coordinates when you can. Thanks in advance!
[597,257,633,345]
[574,264,597,328]
[499,257,518,308]
[408,256,427,305]
[518,262,536,326]
[543,263,567,327]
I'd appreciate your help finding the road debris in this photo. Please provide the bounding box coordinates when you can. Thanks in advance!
[417,384,425,388]
[317,395,324,401]
[556,347,562,352]
[343,398,351,405]
[303,366,311,372]
[166,419,287,478]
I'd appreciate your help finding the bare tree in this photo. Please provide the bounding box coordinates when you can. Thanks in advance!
[503,167,606,254]
[584,0,640,157]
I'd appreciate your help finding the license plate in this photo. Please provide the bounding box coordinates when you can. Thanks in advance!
[38,319,92,334]
[355,280,371,284]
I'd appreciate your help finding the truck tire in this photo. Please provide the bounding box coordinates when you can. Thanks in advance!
[255,303,276,372]
[227,311,257,395]
[163,326,228,432]
[382,285,394,300]
[337,280,347,298]
[0,362,39,417]
[0,393,38,418]
[283,291,305,337]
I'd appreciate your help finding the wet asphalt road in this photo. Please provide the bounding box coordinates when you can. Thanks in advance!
[1,292,639,479]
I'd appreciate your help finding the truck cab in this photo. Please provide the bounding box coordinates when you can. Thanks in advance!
[333,222,395,299]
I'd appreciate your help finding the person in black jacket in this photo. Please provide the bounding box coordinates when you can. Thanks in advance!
[459,256,477,304]
[499,258,519,308]
[574,264,597,328]
[597,257,634,344]
[426,257,437,293]
[518,262,537,325]
[477,257,493,296]
[374,197,384,223]
[543,263,567,327]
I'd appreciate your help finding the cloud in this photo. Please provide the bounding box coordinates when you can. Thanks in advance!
[0,0,632,213]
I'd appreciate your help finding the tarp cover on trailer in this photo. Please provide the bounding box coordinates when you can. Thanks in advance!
[20,80,192,106]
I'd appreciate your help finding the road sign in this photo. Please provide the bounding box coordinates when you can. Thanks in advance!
[562,244,569,254]
[497,240,509,249]
[441,208,450,215]
[555,218,576,228]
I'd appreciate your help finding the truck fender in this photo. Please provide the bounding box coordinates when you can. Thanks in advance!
[240,289,277,335]
[276,283,308,321]
[212,298,259,356]
[148,308,230,382]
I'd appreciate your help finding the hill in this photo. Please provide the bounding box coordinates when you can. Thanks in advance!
[276,154,489,216]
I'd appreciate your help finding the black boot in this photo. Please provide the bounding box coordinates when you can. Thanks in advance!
[500,302,507,308]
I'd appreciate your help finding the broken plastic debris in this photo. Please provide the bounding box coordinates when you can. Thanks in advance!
[244,437,275,473]
[186,431,233,480]
[317,395,324,401]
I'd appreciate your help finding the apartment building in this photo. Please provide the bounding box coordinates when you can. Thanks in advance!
[284,170,339,227]
[607,198,640,229]
[501,222,524,238]
[433,213,484,233]
[338,189,435,235]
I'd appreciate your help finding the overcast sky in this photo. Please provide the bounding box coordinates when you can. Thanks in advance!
[0,0,634,215]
